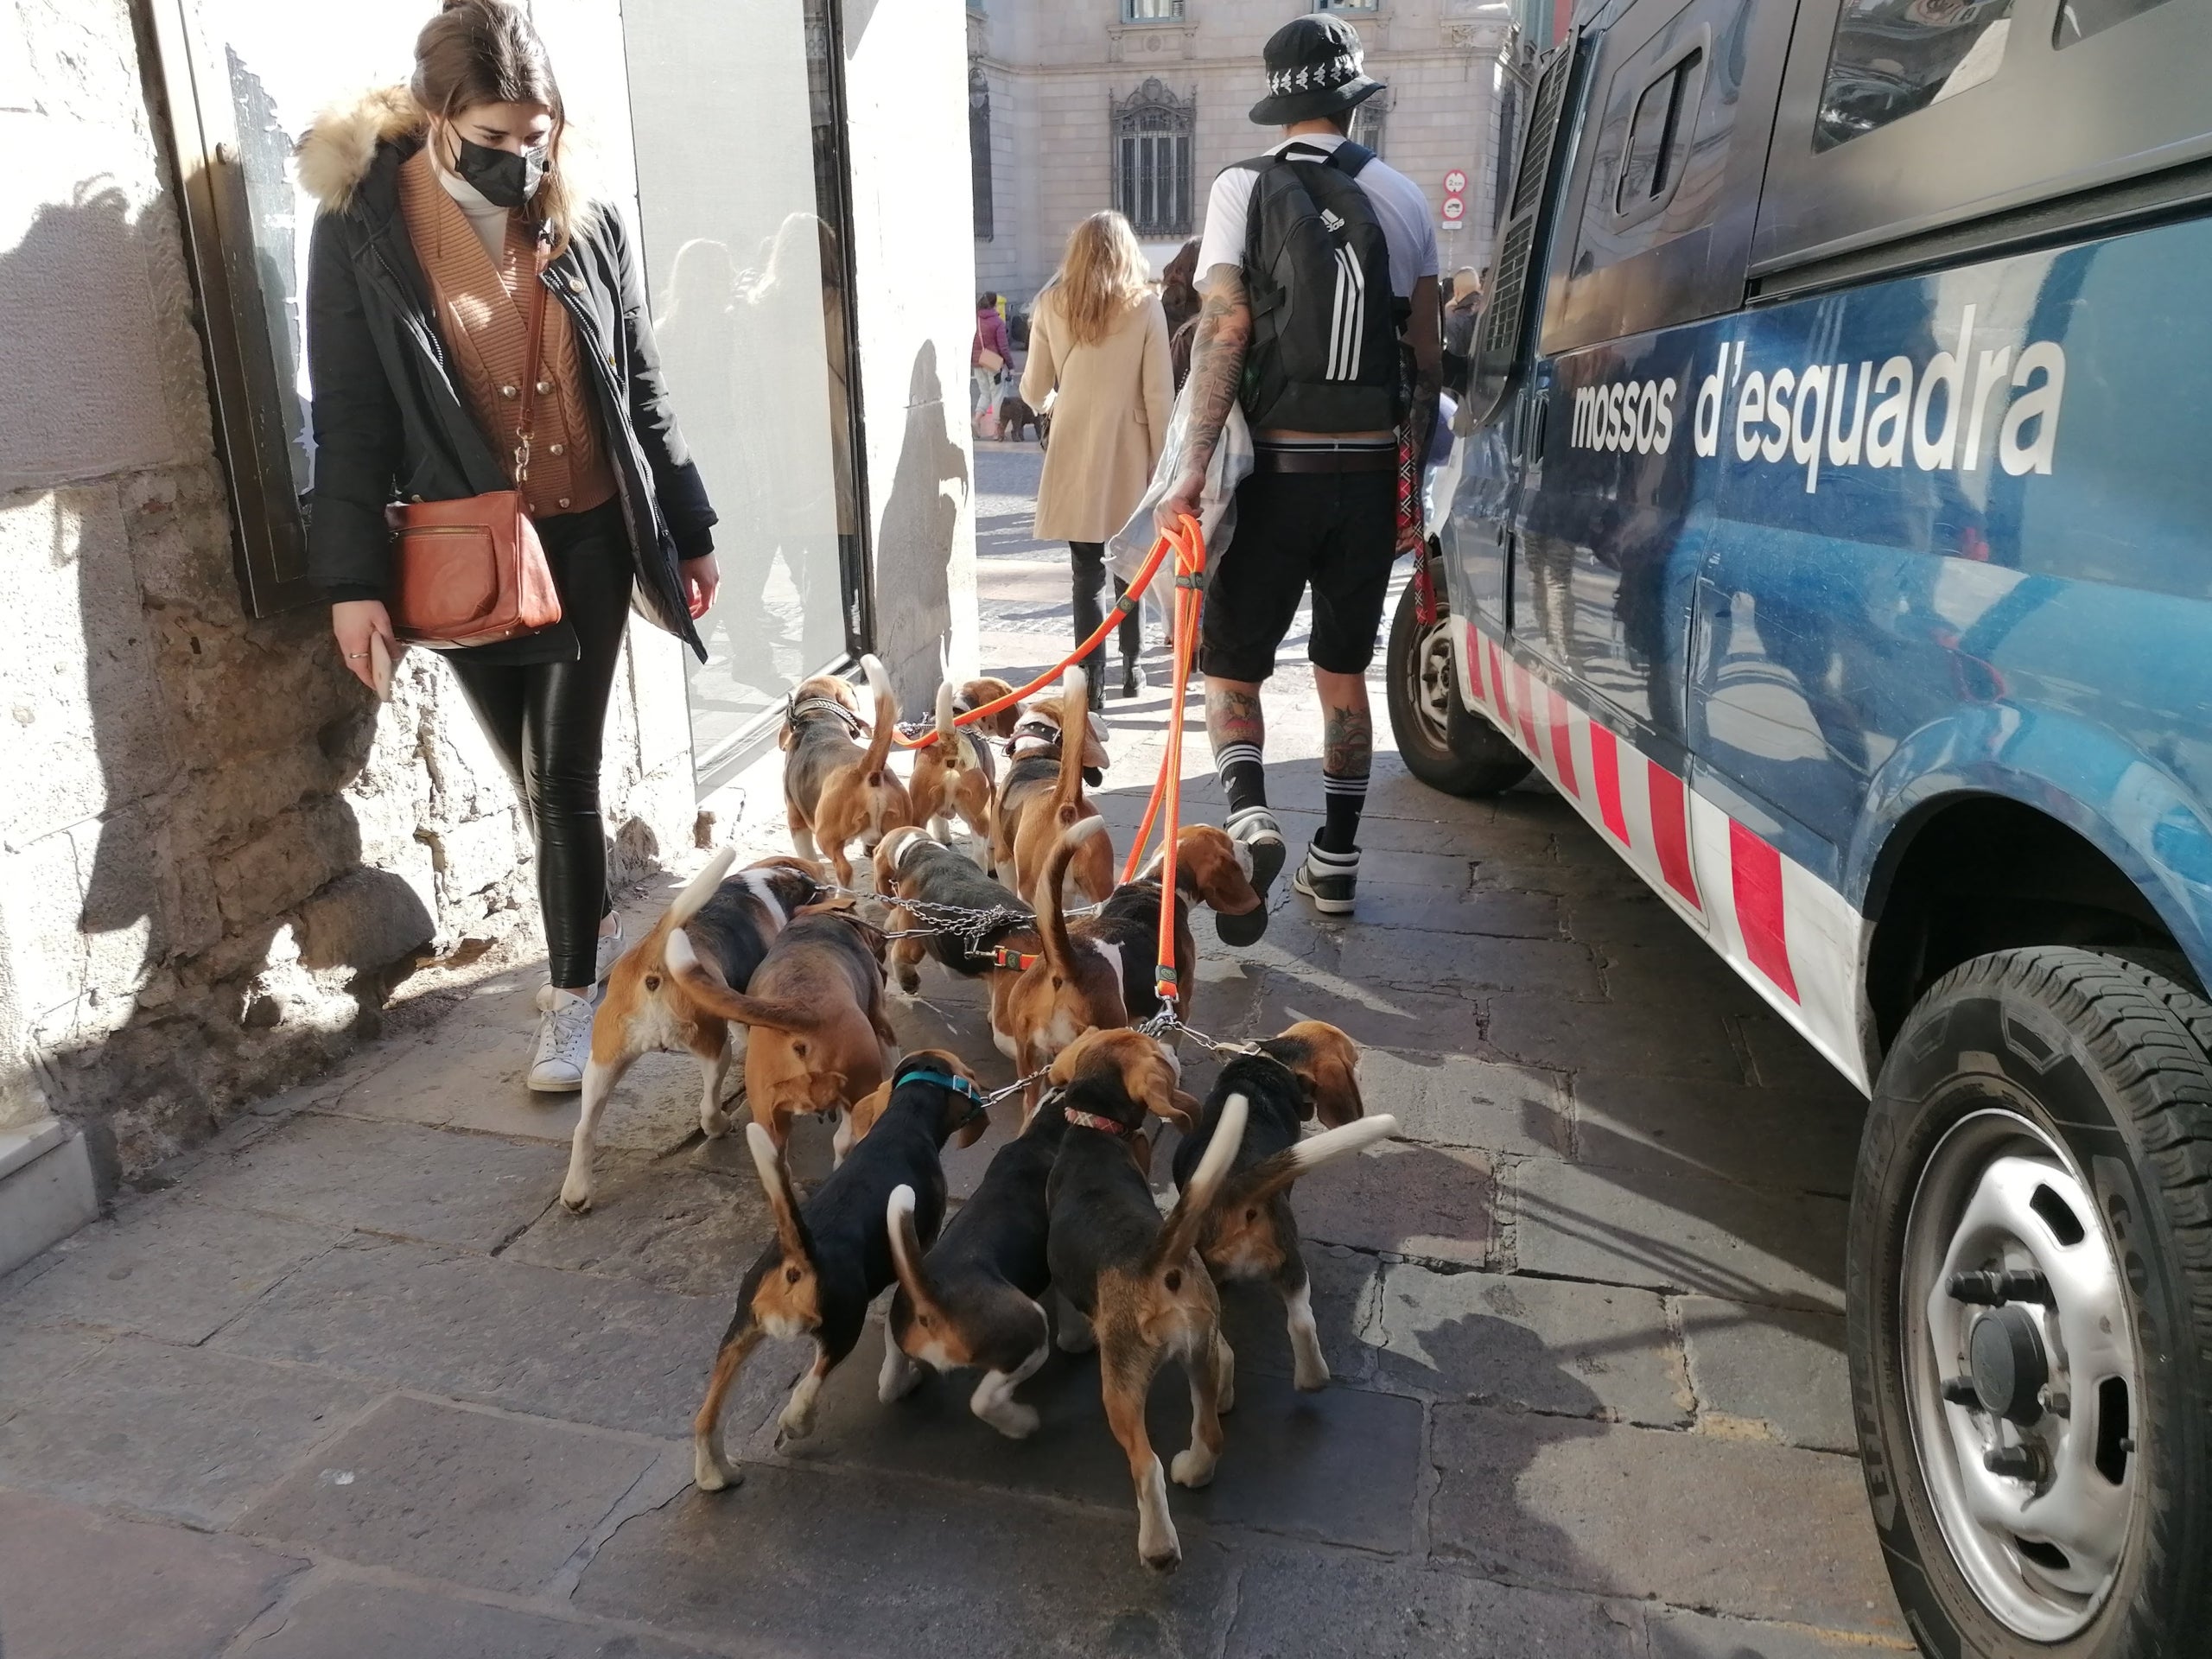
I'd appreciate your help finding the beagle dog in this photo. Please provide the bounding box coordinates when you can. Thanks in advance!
[781,653,917,887]
[691,1052,991,1491]
[664,902,896,1156]
[871,824,1038,996]
[1044,1027,1246,1571]
[561,849,825,1215]
[992,668,1115,906]
[1168,1023,1395,1389]
[987,819,1127,1119]
[992,824,1262,1066]
[881,1099,1069,1438]
[906,679,1016,855]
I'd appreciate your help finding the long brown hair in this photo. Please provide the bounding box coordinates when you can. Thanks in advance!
[1047,211,1151,348]
[410,0,582,254]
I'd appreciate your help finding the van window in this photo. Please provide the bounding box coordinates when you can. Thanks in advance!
[1815,0,2014,152]
[2054,0,2172,47]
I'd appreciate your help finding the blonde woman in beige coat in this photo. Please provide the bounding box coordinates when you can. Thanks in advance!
[1021,212,1173,709]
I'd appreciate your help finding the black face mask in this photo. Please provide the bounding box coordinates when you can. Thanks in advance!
[451,135,548,209]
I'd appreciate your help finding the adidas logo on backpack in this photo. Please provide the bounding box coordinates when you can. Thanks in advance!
[1319,207,1345,233]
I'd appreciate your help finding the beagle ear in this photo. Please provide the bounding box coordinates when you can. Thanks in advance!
[1080,728,1110,772]
[1313,1053,1364,1127]
[1130,1128,1156,1179]
[845,1079,891,1144]
[1125,1046,1192,1133]
[954,1107,991,1150]
[1164,1088,1203,1137]
[779,721,799,752]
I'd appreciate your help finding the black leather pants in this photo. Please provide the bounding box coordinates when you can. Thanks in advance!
[446,501,630,989]
[1070,540,1139,704]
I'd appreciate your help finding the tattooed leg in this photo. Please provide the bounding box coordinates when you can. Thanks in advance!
[1315,669,1373,855]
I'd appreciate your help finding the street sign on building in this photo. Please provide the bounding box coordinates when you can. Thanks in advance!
[1441,194,1466,230]
[1443,168,1468,195]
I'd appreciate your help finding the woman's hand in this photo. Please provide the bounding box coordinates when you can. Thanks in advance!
[332,601,397,691]
[678,554,720,620]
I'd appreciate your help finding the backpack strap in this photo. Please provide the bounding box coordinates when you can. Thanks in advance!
[1325,140,1375,176]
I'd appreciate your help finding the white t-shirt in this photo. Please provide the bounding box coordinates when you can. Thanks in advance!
[1195,133,1440,299]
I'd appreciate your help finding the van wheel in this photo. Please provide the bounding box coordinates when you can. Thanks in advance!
[1384,580,1530,798]
[1849,948,2212,1656]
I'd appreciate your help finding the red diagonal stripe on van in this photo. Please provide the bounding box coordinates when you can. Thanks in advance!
[1647,762,1700,911]
[1589,723,1630,843]
[1487,639,1510,728]
[1465,623,1488,709]
[1512,664,1541,753]
[1728,819,1798,1001]
[1548,686,1580,798]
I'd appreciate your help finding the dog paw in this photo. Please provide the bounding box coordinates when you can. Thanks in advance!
[1293,1359,1330,1392]
[984,1402,1040,1440]
[699,1109,731,1139]
[693,1443,739,1491]
[777,1404,817,1441]
[1056,1320,1096,1355]
[558,1182,593,1216]
[1169,1446,1217,1489]
[1140,1537,1183,1572]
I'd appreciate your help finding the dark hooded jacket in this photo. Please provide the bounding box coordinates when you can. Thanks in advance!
[298,86,711,660]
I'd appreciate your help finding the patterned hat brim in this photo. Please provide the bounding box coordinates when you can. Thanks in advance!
[1248,73,1383,127]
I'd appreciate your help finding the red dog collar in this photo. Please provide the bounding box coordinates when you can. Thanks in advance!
[1063,1107,1133,1136]
[992,945,1039,969]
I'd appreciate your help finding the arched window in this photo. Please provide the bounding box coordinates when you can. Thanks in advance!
[1113,79,1195,236]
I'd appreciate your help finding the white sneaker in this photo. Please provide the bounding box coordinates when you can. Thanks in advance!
[529,983,597,1093]
[594,918,624,983]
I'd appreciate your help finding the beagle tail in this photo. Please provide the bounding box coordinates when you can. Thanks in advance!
[934,681,958,747]
[1224,1114,1400,1210]
[664,927,829,1033]
[1147,1090,1249,1275]
[667,846,738,928]
[1035,817,1109,981]
[746,1122,815,1269]
[860,652,899,785]
[1051,666,1088,823]
[886,1183,942,1323]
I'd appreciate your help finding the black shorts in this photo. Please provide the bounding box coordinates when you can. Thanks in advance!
[1198,461,1397,683]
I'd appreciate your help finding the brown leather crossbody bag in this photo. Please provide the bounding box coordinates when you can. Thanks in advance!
[389,265,563,648]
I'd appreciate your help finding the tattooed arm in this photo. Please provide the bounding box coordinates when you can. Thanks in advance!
[1155,264,1253,536]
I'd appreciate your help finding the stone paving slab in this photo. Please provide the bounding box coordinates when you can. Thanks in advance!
[1679,1297,1854,1454]
[1643,1608,1907,1658]
[1427,1404,1900,1638]
[0,1485,306,1659]
[1248,966,1490,1068]
[0,1329,378,1527]
[213,1236,802,1442]
[504,1160,779,1300]
[1513,1160,1848,1313]
[236,1395,664,1597]
[1374,1263,1688,1427]
[1483,990,1743,1083]
[1215,1244,1382,1388]
[772,1314,1423,1555]
[1294,1139,1494,1267]
[574,1461,1236,1657]
[0,1197,341,1345]
[181,1115,563,1252]
[1354,1047,1572,1160]
[1570,1074,1864,1198]
[231,1575,717,1659]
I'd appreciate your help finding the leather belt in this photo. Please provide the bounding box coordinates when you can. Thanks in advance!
[1252,446,1396,474]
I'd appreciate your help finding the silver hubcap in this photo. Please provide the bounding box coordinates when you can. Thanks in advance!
[1903,1108,2139,1639]
[1407,617,1455,748]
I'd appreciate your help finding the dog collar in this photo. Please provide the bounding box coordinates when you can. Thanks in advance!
[1063,1107,1133,1136]
[900,1067,989,1129]
[788,694,867,737]
[992,945,1039,969]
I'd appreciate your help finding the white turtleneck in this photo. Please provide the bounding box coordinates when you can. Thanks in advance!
[434,158,513,264]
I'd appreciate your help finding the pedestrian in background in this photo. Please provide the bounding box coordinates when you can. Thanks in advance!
[1160,237,1202,390]
[302,0,719,1090]
[1442,265,1483,395]
[974,291,1013,439]
[1021,211,1172,707]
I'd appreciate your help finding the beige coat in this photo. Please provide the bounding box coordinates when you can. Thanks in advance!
[1021,289,1173,543]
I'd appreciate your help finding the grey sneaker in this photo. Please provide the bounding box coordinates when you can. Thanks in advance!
[594,918,624,983]
[1292,843,1360,916]
[1218,807,1284,945]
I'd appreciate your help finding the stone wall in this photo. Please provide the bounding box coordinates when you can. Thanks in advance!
[0,0,694,1185]
[970,0,1519,305]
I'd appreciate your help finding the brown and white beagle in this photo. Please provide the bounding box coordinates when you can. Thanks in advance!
[992,668,1115,906]
[986,818,1127,1120]
[1044,1027,1244,1570]
[561,849,826,1215]
[1168,1022,1395,1389]
[780,653,917,887]
[906,679,1014,857]
[691,1052,991,1491]
[871,823,1038,996]
[664,899,897,1157]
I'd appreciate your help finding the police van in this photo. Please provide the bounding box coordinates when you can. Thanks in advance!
[1382,0,2212,1649]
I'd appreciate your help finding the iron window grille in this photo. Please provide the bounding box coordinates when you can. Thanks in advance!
[1113,79,1195,237]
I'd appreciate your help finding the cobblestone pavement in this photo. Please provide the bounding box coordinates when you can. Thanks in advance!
[0,444,1907,1657]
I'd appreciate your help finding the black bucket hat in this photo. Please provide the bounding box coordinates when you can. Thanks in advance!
[1248,14,1386,126]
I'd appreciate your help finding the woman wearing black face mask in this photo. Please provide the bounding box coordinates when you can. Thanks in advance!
[299,0,721,1091]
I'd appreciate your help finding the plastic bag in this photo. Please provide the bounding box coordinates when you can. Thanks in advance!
[1107,382,1255,586]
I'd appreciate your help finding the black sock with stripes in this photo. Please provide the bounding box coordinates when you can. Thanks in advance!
[1216,741,1268,818]
[1316,769,1369,855]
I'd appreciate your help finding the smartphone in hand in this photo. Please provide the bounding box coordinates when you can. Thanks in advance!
[369,633,396,703]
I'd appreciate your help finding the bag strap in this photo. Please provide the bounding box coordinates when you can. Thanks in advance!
[512,250,550,488]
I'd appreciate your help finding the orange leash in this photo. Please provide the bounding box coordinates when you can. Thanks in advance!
[891,529,1180,750]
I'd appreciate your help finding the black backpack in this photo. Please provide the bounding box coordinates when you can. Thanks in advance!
[1236,141,1402,433]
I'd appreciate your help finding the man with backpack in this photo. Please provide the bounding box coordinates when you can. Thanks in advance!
[1157,13,1442,943]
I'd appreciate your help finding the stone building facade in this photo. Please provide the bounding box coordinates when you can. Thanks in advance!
[969,0,1528,308]
[0,0,975,1252]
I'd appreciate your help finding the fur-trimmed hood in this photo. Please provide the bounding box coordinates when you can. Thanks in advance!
[296,85,423,214]
[295,84,601,216]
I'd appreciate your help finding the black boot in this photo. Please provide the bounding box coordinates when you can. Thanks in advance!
[1071,543,1110,712]
[1112,576,1142,697]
